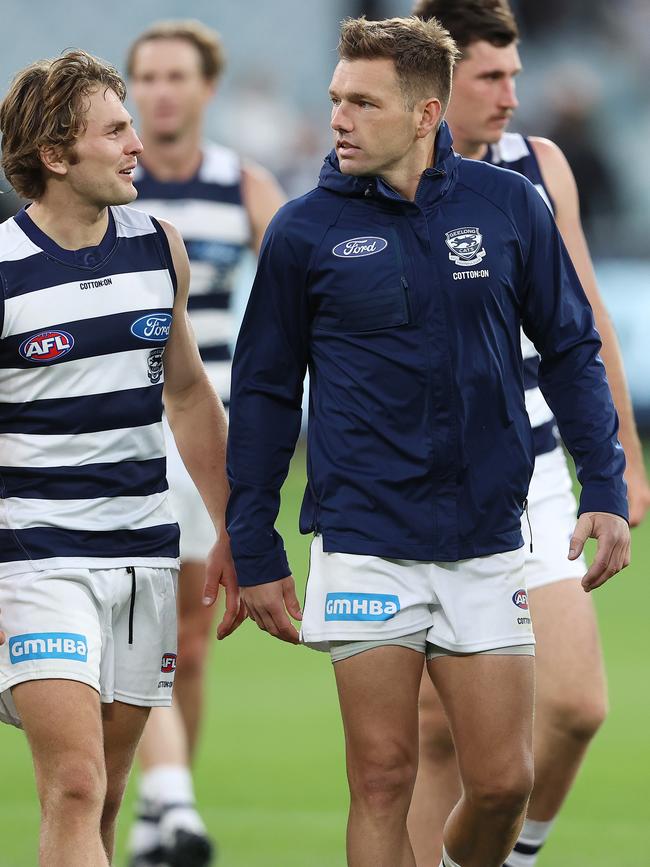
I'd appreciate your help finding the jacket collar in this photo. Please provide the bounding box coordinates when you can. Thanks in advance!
[317,120,460,205]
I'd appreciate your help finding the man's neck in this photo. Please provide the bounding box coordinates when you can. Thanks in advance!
[449,131,489,161]
[27,197,109,250]
[379,141,435,202]
[139,128,203,182]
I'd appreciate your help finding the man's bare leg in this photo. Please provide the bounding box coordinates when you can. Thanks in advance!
[333,645,424,867]
[131,561,214,862]
[409,579,606,866]
[430,654,535,867]
[101,701,150,860]
[408,672,459,866]
[13,679,109,867]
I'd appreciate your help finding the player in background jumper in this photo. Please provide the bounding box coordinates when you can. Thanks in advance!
[125,20,285,866]
[0,50,243,867]
[407,2,650,866]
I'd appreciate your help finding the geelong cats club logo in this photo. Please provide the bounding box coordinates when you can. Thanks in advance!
[147,348,164,384]
[445,227,487,266]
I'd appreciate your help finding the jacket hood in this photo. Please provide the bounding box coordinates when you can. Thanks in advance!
[317,120,460,203]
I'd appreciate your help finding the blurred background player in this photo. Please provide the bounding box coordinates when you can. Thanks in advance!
[408,2,650,866]
[125,20,285,867]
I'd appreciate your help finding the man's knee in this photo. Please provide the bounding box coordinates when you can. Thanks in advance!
[545,690,609,744]
[349,745,418,812]
[41,754,106,815]
[177,614,212,678]
[419,694,454,764]
[465,762,534,817]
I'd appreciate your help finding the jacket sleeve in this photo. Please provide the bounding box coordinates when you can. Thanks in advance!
[519,182,628,521]
[226,213,310,586]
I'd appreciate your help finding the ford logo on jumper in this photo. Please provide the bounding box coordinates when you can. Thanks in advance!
[131,313,172,341]
[332,236,388,258]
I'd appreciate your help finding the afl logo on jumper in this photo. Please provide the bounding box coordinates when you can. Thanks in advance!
[131,313,172,341]
[332,236,388,258]
[19,330,74,362]
[512,589,529,610]
[445,227,486,266]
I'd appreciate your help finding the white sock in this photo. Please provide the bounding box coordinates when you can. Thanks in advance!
[504,818,555,867]
[139,763,196,807]
[441,845,463,867]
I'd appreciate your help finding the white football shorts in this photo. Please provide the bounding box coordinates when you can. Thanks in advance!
[301,536,534,654]
[523,446,586,590]
[163,419,216,562]
[0,565,178,729]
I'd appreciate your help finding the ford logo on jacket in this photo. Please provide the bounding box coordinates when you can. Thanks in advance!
[226,122,627,587]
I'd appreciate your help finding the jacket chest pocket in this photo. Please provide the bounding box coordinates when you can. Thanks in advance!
[313,281,410,333]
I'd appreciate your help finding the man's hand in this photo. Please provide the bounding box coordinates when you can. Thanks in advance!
[242,577,303,645]
[569,512,631,592]
[625,469,650,528]
[202,532,247,640]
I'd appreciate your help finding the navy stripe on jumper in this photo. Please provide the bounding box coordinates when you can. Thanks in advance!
[0,308,172,368]
[0,385,163,435]
[136,178,242,205]
[533,418,559,457]
[1,234,169,299]
[188,293,231,312]
[0,458,168,500]
[513,840,542,855]
[184,239,247,267]
[0,524,180,564]
[523,355,540,391]
[198,345,232,363]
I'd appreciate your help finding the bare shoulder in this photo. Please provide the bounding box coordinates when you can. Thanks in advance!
[156,218,190,295]
[241,160,286,253]
[529,137,575,184]
[241,159,285,202]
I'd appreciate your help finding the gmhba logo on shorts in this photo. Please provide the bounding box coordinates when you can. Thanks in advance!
[9,632,88,664]
[325,592,400,621]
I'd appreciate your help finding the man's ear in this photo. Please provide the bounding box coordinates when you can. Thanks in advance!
[39,145,69,178]
[416,97,442,139]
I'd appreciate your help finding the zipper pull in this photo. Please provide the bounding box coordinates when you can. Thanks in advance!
[523,499,533,553]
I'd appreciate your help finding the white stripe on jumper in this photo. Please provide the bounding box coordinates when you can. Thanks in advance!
[137,199,249,245]
[0,348,163,403]
[2,491,174,532]
[2,269,174,339]
[0,423,166,469]
[525,386,554,429]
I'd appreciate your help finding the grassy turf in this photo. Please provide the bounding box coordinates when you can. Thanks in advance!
[1,447,649,866]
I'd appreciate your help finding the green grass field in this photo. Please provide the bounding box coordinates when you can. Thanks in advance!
[1,447,649,866]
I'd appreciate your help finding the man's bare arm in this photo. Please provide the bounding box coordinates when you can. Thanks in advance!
[241,161,286,254]
[532,136,650,526]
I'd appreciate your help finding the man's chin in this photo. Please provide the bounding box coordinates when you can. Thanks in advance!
[338,159,369,176]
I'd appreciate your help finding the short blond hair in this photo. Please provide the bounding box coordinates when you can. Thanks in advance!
[338,16,459,112]
[0,50,126,201]
[127,20,225,82]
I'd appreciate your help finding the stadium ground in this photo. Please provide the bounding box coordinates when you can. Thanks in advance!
[0,445,648,867]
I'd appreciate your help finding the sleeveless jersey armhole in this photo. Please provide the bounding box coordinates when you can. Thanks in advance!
[149,216,178,296]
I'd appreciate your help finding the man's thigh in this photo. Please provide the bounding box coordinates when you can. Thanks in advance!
[529,579,606,716]
[427,654,535,782]
[12,679,106,795]
[334,645,425,763]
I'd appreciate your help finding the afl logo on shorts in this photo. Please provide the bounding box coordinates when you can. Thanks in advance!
[131,313,172,342]
[19,330,74,362]
[512,589,529,610]
[161,652,177,674]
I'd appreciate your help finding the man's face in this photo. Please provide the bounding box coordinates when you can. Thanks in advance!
[129,38,215,141]
[329,58,425,177]
[446,40,521,147]
[63,87,143,207]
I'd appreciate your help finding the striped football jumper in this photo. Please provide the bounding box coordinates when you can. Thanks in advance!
[484,132,559,459]
[0,205,180,577]
[133,142,252,409]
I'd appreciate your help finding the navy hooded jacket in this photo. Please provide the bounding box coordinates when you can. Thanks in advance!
[227,122,627,587]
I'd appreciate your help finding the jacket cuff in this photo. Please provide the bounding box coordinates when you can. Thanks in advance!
[231,538,291,588]
[578,482,629,524]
